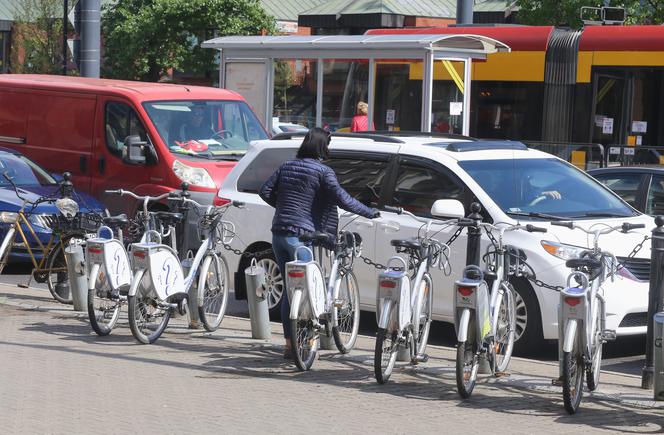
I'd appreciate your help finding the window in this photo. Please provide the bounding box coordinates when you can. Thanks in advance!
[324,155,389,205]
[105,102,150,157]
[389,161,464,217]
[143,100,267,158]
[646,176,664,216]
[593,173,641,208]
[237,148,297,193]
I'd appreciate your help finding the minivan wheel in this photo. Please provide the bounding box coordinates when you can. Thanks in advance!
[255,251,284,319]
[511,279,543,355]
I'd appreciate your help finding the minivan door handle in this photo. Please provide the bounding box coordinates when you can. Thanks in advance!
[79,156,87,174]
[354,219,374,228]
[379,221,400,232]
[98,156,105,174]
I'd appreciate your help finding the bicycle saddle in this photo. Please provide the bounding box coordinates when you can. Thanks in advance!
[299,231,329,243]
[391,238,421,250]
[153,211,184,225]
[566,257,602,270]
[102,214,128,228]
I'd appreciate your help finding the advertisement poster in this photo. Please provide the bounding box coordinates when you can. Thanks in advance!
[224,62,267,124]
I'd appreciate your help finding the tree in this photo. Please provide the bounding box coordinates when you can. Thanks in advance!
[10,0,66,74]
[516,0,664,28]
[102,0,275,81]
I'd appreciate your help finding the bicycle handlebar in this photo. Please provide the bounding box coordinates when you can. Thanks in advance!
[552,220,645,235]
[382,205,403,214]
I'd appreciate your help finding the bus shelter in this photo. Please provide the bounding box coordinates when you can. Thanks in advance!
[202,34,510,135]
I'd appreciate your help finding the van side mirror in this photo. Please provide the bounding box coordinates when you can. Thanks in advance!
[430,199,465,219]
[123,135,147,165]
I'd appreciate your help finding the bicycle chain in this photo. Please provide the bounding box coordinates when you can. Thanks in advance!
[221,243,273,260]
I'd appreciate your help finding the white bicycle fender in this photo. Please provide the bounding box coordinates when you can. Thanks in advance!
[378,299,393,330]
[563,319,578,353]
[289,289,303,320]
[196,255,213,308]
[0,226,16,260]
[457,308,471,343]
[128,269,145,297]
[88,263,101,291]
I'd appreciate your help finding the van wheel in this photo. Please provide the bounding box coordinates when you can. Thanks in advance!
[254,251,284,319]
[511,279,543,355]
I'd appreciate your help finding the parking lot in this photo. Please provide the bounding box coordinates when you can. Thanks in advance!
[0,281,662,434]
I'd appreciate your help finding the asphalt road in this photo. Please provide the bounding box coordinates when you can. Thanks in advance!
[0,263,647,378]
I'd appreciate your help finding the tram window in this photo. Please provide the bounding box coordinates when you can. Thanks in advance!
[471,82,544,141]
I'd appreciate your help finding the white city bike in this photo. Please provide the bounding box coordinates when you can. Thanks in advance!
[125,192,240,344]
[552,220,645,414]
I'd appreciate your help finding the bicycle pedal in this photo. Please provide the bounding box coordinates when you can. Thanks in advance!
[494,371,510,378]
[411,353,429,364]
[551,376,563,387]
[602,329,617,341]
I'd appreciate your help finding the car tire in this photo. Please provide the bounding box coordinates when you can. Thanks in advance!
[511,278,543,355]
[254,250,284,319]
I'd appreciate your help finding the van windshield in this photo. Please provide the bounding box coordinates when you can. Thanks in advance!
[143,100,268,160]
[460,158,638,220]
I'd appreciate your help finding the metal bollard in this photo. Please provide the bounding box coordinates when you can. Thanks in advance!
[64,243,88,311]
[244,259,271,340]
[654,312,664,400]
[643,216,664,389]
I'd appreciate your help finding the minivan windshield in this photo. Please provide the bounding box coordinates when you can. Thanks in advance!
[143,100,268,160]
[460,158,638,219]
[0,153,56,187]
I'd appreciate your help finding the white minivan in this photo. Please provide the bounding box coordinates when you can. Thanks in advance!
[217,132,653,351]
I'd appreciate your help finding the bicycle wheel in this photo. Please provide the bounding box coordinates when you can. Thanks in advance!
[495,283,516,373]
[46,240,73,305]
[456,317,479,399]
[562,336,584,414]
[198,254,229,332]
[586,303,603,391]
[290,319,318,371]
[374,328,399,384]
[128,288,171,344]
[332,270,360,354]
[415,273,433,357]
[87,277,121,336]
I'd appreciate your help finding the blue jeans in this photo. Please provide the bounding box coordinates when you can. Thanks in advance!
[272,234,312,339]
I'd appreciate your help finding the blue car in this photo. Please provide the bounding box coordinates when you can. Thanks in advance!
[0,147,106,262]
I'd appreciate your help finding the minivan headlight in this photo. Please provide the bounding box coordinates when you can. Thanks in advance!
[541,240,586,260]
[0,212,18,223]
[172,160,216,188]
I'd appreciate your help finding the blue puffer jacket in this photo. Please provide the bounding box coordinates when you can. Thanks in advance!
[260,158,375,246]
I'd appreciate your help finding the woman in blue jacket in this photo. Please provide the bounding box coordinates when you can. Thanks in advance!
[260,127,379,356]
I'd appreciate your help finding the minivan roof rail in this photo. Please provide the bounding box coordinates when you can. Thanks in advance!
[443,140,528,152]
[271,132,405,144]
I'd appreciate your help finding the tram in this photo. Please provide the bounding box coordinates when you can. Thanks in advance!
[365,26,664,149]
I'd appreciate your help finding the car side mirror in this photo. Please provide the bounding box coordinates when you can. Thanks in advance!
[430,199,465,219]
[122,135,147,165]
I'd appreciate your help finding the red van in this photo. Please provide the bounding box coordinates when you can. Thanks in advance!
[0,74,268,214]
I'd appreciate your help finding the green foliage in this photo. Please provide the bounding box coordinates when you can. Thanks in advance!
[516,0,664,28]
[10,0,66,74]
[102,0,276,81]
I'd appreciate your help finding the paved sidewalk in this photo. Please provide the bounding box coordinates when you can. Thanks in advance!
[0,285,662,434]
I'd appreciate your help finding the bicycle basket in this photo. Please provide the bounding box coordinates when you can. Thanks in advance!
[53,212,102,234]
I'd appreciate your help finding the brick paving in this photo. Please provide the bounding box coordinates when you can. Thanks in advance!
[0,285,662,434]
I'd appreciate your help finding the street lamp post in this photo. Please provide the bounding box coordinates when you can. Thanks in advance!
[62,0,68,75]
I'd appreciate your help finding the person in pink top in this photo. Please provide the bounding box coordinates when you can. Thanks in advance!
[350,101,374,132]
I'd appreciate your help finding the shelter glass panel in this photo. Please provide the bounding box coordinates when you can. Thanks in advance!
[322,60,369,132]
[374,60,422,131]
[273,59,317,129]
[431,60,465,135]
